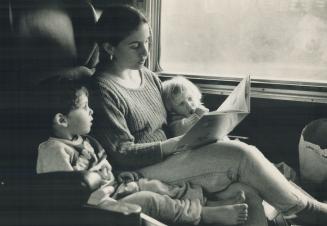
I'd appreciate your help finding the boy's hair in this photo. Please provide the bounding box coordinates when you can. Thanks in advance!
[37,78,89,132]
[162,76,202,111]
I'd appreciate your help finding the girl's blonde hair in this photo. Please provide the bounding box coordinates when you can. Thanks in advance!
[162,76,202,111]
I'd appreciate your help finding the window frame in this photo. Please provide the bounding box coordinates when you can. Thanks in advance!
[146,0,327,104]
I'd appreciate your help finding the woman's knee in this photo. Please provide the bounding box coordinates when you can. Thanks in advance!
[227,141,266,163]
[201,140,249,158]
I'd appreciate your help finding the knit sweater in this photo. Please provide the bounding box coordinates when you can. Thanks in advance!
[90,67,168,170]
[37,135,115,184]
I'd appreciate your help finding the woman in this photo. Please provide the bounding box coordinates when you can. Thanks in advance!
[89,5,327,225]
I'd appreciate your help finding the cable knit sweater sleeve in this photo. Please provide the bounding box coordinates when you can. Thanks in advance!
[90,68,168,170]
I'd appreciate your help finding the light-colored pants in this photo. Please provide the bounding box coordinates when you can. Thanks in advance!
[139,140,308,216]
[119,178,204,224]
[121,191,202,225]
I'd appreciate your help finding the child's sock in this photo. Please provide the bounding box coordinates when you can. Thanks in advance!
[294,199,327,225]
[201,203,248,225]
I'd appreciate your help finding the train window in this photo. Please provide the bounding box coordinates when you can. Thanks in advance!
[151,0,327,87]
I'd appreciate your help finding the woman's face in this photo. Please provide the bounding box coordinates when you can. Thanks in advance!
[112,23,151,70]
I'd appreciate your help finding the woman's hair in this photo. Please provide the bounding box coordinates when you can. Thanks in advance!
[162,76,202,111]
[95,5,149,47]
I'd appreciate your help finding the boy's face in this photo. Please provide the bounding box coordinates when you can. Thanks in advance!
[66,90,93,136]
[171,92,199,117]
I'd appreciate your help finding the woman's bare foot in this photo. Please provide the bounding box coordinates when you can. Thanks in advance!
[207,190,246,206]
[201,203,248,225]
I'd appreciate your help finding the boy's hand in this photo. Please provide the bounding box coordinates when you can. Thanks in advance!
[98,168,115,183]
[89,157,115,182]
[117,171,142,184]
[89,155,111,171]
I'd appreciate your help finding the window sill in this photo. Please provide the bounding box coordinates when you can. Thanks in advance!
[158,72,327,104]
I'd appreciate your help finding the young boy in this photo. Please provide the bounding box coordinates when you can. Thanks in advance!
[162,76,209,136]
[36,78,248,225]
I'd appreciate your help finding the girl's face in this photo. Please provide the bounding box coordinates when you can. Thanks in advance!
[112,23,150,70]
[171,92,199,117]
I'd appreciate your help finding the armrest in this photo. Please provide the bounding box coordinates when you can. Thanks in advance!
[0,205,142,226]
[82,201,142,226]
[82,202,167,226]
[0,171,144,226]
[1,171,101,210]
[141,213,168,226]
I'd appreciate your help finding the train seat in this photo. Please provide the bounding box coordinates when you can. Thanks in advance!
[0,1,148,226]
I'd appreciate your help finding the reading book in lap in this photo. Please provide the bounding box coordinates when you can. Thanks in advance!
[176,76,251,150]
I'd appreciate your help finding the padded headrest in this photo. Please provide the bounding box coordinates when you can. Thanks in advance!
[10,0,98,84]
[15,7,77,69]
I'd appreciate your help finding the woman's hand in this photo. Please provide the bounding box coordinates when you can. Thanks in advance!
[161,135,185,156]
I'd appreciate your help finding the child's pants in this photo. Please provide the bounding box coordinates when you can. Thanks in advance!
[118,178,204,225]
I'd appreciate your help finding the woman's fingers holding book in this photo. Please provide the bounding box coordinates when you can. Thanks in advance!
[161,136,184,156]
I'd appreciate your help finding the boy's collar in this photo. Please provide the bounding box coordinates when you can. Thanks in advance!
[48,135,84,145]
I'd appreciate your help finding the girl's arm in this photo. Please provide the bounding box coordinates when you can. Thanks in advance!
[169,114,202,136]
[169,106,209,136]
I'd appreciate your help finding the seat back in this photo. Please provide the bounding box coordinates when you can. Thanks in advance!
[10,0,98,86]
[1,0,98,179]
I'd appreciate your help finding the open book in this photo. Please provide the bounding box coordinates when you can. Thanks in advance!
[176,75,251,150]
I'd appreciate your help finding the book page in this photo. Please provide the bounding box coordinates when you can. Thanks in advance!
[217,75,250,113]
[176,76,251,150]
